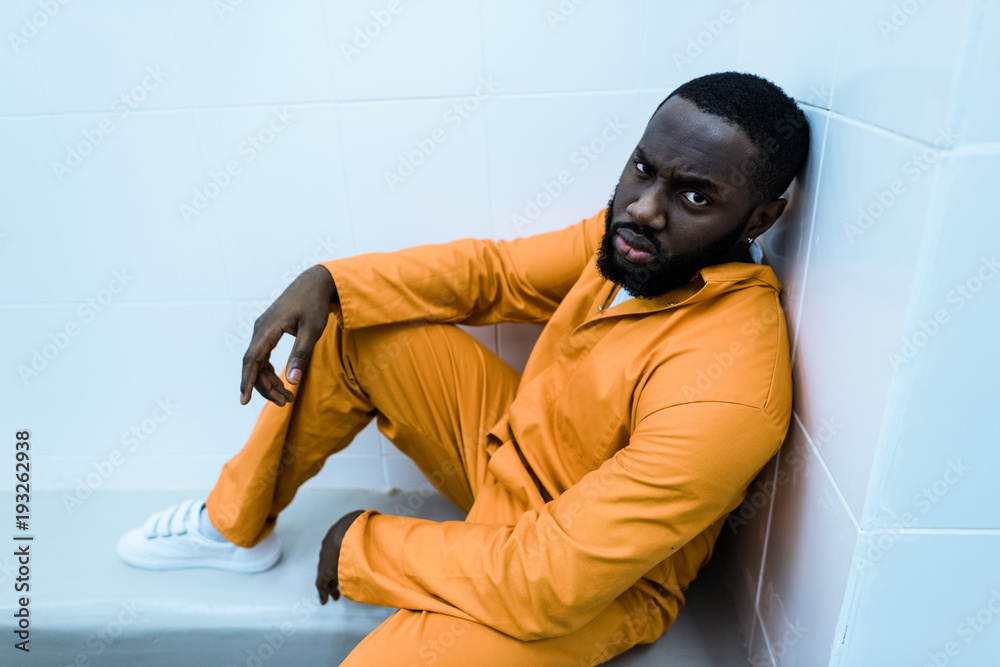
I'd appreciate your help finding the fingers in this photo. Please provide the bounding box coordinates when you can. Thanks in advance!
[316,511,365,606]
[240,267,333,404]
[316,571,340,605]
[240,321,290,406]
[239,356,257,406]
[241,330,275,405]
[254,362,295,406]
[317,577,328,605]
[285,323,324,386]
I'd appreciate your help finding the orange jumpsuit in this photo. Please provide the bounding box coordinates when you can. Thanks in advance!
[206,209,792,666]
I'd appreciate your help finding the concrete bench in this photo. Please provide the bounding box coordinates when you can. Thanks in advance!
[0,489,750,666]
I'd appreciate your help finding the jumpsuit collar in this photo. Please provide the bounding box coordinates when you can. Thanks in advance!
[590,260,783,321]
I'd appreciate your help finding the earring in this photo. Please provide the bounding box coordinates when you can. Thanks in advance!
[747,237,753,244]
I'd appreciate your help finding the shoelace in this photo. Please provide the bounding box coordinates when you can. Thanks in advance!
[142,499,203,538]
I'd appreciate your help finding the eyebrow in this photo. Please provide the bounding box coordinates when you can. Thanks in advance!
[634,146,725,198]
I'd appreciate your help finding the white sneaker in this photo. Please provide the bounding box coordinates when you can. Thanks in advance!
[117,499,281,573]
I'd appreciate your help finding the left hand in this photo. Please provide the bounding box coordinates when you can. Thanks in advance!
[316,509,367,604]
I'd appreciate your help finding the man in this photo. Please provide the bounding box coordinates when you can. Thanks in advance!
[118,71,810,665]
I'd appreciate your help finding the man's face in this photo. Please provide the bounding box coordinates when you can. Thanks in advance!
[597,96,763,298]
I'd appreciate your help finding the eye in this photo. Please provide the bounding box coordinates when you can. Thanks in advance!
[634,160,652,176]
[682,191,709,206]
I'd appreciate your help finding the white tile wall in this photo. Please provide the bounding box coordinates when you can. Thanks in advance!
[757,419,858,667]
[4,1,181,115]
[950,0,1000,145]
[483,0,645,95]
[496,322,545,374]
[457,323,498,355]
[1,112,230,304]
[644,0,743,91]
[791,115,940,520]
[864,153,1000,531]
[716,454,779,649]
[757,107,829,354]
[190,105,354,300]
[9,302,248,456]
[337,97,494,254]
[485,92,642,240]
[735,1,841,110]
[168,1,335,107]
[836,533,1000,667]
[382,454,434,493]
[832,0,976,144]
[747,613,775,667]
[327,0,485,101]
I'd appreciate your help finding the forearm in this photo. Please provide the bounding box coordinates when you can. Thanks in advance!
[319,212,605,330]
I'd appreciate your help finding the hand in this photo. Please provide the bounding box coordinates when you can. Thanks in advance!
[240,265,338,406]
[316,509,367,604]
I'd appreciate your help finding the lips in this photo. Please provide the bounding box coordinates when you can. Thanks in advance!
[616,228,656,254]
[613,227,657,263]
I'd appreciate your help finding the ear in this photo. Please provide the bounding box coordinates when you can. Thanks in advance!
[744,198,787,240]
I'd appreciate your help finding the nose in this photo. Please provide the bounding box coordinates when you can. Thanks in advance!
[624,182,667,231]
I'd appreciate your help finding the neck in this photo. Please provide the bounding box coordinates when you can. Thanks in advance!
[717,243,753,265]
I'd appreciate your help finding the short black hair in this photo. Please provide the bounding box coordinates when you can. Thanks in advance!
[657,72,810,202]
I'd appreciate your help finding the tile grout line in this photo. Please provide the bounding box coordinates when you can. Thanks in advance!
[793,411,862,532]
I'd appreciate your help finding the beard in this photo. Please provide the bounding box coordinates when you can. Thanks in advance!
[595,191,750,299]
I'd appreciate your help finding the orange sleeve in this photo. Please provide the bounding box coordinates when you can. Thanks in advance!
[337,399,784,641]
[320,210,605,329]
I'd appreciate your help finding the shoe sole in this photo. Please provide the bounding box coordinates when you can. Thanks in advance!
[117,539,282,574]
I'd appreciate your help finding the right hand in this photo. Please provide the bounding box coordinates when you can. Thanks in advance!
[240,265,338,407]
[315,509,367,604]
